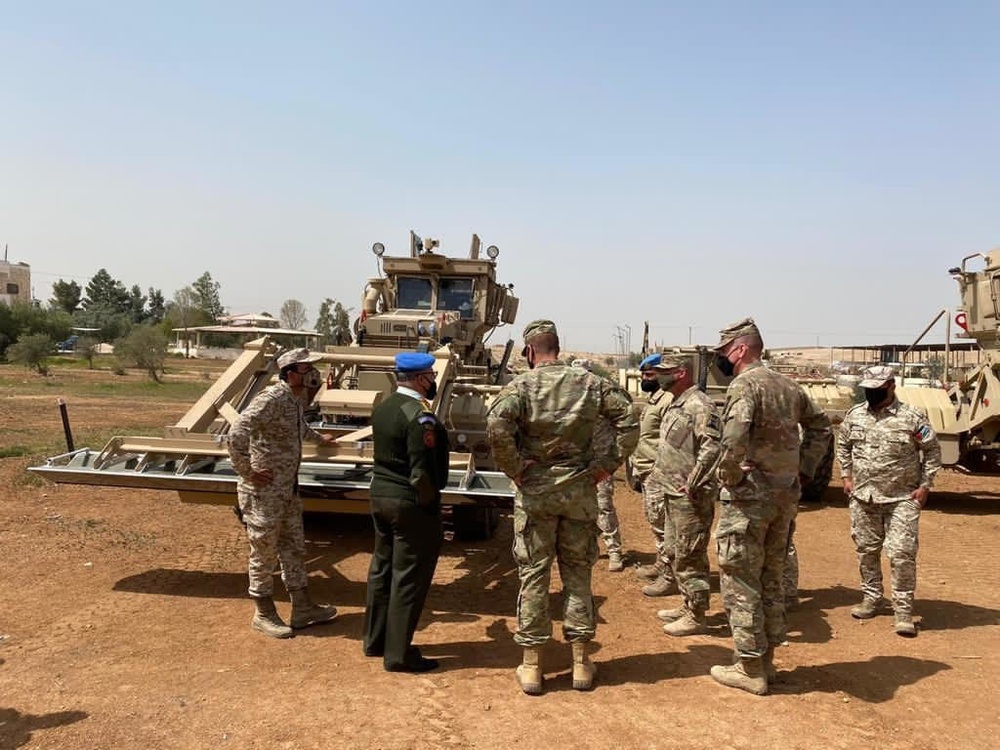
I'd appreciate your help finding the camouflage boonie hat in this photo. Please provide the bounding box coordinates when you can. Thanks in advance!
[521,319,558,355]
[713,317,762,351]
[859,365,896,388]
[276,348,323,369]
[653,352,694,370]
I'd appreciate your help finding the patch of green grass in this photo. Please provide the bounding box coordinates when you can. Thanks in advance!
[0,444,31,458]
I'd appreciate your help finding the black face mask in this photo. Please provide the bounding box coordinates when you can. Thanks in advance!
[423,378,438,401]
[864,387,889,409]
[715,354,735,377]
[640,379,659,393]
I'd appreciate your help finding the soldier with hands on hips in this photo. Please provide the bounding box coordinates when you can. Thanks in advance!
[487,320,638,695]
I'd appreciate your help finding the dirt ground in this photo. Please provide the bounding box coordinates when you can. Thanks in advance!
[1,366,999,750]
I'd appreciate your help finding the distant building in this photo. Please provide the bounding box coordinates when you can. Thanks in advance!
[0,258,31,306]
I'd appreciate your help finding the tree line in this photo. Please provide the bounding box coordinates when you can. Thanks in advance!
[1,267,354,379]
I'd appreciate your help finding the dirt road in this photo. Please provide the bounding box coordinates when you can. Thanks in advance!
[1,373,998,749]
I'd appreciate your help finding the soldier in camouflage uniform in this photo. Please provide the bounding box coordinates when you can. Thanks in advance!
[228,348,339,639]
[572,358,625,572]
[709,319,831,695]
[837,365,941,638]
[648,353,721,636]
[630,353,679,597]
[487,320,638,695]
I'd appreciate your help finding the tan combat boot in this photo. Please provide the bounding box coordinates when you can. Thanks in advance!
[289,587,338,629]
[642,573,679,597]
[710,657,768,695]
[894,613,917,638]
[607,551,624,573]
[851,597,883,620]
[251,596,293,639]
[516,647,543,695]
[657,604,689,622]
[571,642,597,691]
[661,609,707,637]
[634,561,664,582]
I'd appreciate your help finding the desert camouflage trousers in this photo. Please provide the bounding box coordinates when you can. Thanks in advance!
[642,474,675,573]
[512,482,600,646]
[596,476,622,556]
[665,488,715,613]
[238,482,308,598]
[850,497,920,615]
[716,477,799,659]
[784,520,799,599]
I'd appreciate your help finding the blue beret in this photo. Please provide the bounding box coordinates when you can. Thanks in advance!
[639,353,662,371]
[395,352,436,374]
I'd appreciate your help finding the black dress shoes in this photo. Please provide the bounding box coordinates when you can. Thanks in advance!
[385,656,439,673]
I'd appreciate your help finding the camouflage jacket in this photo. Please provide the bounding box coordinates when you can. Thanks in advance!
[652,385,722,496]
[836,397,942,504]
[486,361,639,495]
[716,362,831,488]
[228,381,324,490]
[629,388,674,480]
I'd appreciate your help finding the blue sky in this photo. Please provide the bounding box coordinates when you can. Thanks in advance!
[2,2,997,351]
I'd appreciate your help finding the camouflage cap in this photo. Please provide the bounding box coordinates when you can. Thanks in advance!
[653,352,694,370]
[859,365,896,388]
[276,348,323,369]
[521,319,558,355]
[713,317,762,351]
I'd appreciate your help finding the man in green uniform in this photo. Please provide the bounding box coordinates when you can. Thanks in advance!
[649,353,721,636]
[363,352,450,673]
[487,320,638,695]
[710,319,831,695]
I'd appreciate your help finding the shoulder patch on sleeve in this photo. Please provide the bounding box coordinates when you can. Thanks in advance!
[416,414,437,426]
[913,423,934,444]
[706,413,722,433]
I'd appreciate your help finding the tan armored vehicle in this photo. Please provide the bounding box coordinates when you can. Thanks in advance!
[30,232,520,538]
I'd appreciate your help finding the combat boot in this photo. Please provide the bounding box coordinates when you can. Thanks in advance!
[657,604,689,622]
[515,647,543,695]
[661,609,707,637]
[251,596,293,639]
[634,561,664,582]
[894,613,917,638]
[710,657,768,696]
[571,642,597,691]
[642,573,679,597]
[607,551,625,572]
[289,587,338,629]
[851,597,884,620]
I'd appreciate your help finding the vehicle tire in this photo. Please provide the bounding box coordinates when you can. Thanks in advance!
[451,505,502,540]
[800,433,835,503]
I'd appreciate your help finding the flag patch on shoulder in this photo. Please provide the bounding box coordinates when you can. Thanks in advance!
[913,424,933,443]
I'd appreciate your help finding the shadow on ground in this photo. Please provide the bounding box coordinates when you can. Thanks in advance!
[0,707,88,749]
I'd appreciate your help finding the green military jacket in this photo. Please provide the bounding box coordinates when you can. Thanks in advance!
[371,391,451,507]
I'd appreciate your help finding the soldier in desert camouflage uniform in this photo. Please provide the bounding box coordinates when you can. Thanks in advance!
[648,353,721,636]
[709,319,831,695]
[487,320,638,695]
[837,365,941,638]
[630,353,680,597]
[228,348,339,639]
[572,358,626,573]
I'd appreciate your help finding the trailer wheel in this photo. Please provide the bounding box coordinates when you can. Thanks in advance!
[450,505,502,540]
